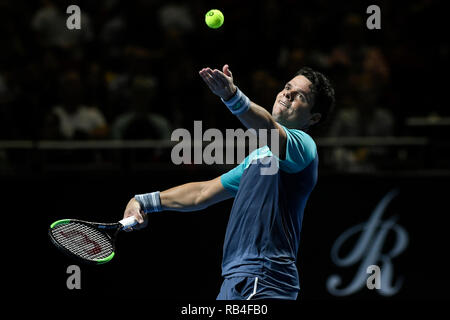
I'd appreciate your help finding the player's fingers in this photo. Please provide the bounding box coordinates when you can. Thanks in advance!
[124,212,145,231]
[135,212,148,230]
[199,69,211,82]
[199,67,214,77]
[199,68,215,83]
[199,71,217,91]
[135,211,145,224]
[203,74,221,92]
[199,68,210,77]
[204,68,221,88]
[223,64,232,78]
[213,69,229,86]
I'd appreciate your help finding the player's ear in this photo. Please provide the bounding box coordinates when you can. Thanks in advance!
[309,113,321,126]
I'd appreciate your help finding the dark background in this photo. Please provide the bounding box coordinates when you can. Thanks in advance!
[6,171,450,315]
[1,0,449,316]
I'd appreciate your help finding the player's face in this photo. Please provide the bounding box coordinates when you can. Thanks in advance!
[272,75,318,129]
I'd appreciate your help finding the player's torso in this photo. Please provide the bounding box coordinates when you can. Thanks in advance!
[222,150,318,278]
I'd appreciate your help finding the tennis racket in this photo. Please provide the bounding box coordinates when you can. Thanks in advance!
[48,216,137,265]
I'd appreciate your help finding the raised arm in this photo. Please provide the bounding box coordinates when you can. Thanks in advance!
[199,65,287,159]
[123,177,232,229]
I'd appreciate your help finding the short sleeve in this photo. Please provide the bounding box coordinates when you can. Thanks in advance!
[279,125,317,173]
[220,147,270,196]
[221,161,246,196]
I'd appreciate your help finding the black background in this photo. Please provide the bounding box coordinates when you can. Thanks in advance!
[5,170,450,316]
[2,0,449,317]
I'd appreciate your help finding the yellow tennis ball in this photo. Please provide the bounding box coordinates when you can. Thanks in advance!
[205,9,224,29]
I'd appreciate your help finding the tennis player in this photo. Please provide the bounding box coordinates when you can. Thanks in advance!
[123,64,335,300]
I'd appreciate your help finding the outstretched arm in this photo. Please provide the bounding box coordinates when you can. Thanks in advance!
[160,176,232,211]
[199,65,287,159]
[123,177,232,229]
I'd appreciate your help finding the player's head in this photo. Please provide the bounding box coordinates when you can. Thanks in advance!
[272,67,335,130]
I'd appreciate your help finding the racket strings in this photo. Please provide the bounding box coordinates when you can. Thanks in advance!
[51,222,114,261]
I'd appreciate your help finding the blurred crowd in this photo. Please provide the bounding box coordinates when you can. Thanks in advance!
[0,0,447,170]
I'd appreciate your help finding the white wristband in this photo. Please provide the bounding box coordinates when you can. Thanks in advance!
[221,87,250,115]
[134,191,162,213]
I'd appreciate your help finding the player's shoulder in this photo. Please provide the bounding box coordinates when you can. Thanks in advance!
[280,125,317,153]
[278,125,317,173]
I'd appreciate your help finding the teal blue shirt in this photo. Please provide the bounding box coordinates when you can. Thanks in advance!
[220,125,318,296]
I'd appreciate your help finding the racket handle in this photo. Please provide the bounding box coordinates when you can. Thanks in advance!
[119,216,138,229]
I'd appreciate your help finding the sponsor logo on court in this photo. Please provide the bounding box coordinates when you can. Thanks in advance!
[327,189,408,296]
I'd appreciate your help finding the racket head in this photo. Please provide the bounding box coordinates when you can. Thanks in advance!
[48,219,118,265]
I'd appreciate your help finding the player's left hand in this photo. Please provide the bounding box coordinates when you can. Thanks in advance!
[199,64,237,101]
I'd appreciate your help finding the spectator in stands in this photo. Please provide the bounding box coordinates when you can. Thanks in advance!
[31,0,93,50]
[111,76,172,140]
[43,71,109,139]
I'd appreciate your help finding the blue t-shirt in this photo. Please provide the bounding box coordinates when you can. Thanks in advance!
[220,125,318,293]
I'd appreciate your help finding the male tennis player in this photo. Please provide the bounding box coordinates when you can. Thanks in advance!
[123,64,335,300]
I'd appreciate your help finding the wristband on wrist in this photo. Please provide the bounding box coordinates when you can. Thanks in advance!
[221,87,250,115]
[134,191,162,213]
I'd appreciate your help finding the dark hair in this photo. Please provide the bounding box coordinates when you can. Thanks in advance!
[295,67,335,126]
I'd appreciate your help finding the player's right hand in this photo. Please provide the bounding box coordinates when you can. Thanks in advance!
[123,197,148,231]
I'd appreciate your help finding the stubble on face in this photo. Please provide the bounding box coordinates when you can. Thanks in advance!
[272,75,314,128]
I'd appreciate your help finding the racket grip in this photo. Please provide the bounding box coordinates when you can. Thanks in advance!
[119,216,138,229]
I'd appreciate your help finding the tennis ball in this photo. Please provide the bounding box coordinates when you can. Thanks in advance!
[205,9,224,29]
